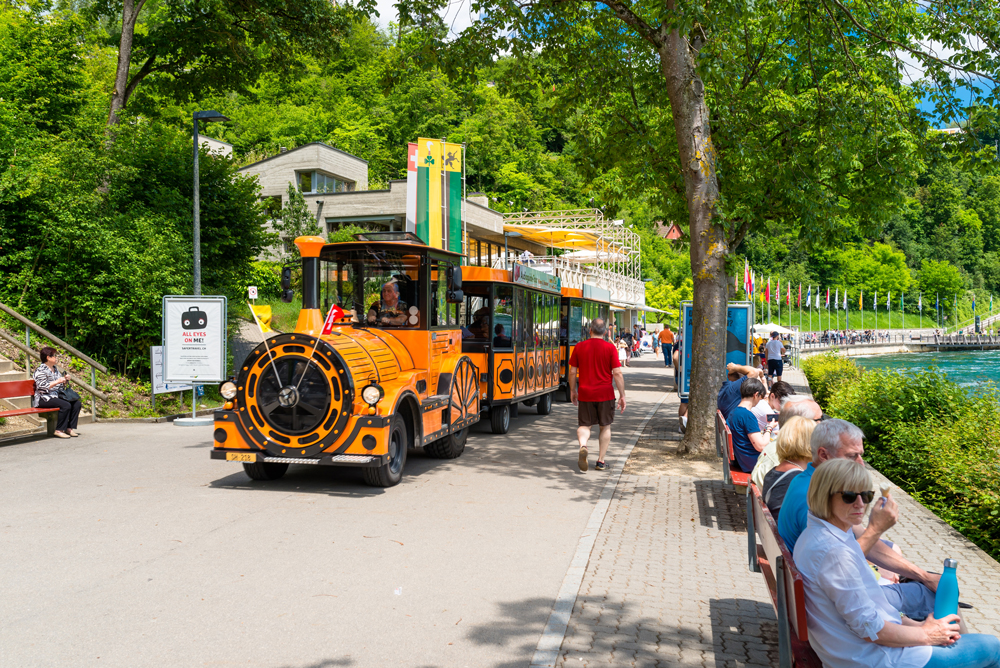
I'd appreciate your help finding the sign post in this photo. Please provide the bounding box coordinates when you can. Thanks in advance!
[163,295,227,426]
[677,301,753,399]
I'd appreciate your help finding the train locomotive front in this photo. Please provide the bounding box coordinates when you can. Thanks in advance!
[211,234,481,487]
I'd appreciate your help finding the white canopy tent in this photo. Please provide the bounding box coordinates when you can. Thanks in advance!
[753,323,795,336]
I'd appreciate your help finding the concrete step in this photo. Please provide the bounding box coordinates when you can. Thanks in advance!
[0,369,26,382]
[0,358,12,373]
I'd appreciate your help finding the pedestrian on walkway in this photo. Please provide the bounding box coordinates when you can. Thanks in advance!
[658,326,674,366]
[570,318,626,472]
[765,331,786,382]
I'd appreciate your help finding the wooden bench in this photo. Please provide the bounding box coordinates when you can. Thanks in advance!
[716,409,750,489]
[0,380,58,437]
[747,482,822,667]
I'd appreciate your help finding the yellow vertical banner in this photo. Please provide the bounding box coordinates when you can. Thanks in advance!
[418,138,443,249]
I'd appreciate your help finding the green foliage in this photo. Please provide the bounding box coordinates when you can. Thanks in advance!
[800,353,861,406]
[830,243,912,296]
[249,261,282,300]
[273,183,322,259]
[918,260,965,312]
[807,357,1000,559]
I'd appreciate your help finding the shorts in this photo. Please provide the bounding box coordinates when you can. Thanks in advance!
[579,400,615,427]
[767,359,783,376]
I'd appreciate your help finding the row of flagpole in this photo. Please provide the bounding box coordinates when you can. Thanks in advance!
[740,260,993,332]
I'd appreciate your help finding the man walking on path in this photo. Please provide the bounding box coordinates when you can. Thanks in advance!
[657,326,674,366]
[765,331,787,382]
[570,318,626,472]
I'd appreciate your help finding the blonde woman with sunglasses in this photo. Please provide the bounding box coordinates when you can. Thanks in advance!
[794,458,1000,668]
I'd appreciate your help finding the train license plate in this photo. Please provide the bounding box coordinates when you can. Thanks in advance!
[226,452,256,462]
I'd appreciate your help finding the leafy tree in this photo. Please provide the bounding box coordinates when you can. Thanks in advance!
[832,243,912,297]
[83,0,356,127]
[918,260,965,316]
[273,183,322,260]
[423,0,1000,454]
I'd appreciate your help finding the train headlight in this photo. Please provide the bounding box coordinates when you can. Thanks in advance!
[220,381,238,399]
[361,384,383,406]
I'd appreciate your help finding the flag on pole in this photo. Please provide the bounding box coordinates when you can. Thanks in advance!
[766,278,771,304]
[874,292,878,311]
[807,285,811,308]
[405,143,418,233]
[798,284,802,307]
[815,290,820,309]
[826,288,830,309]
[835,288,839,310]
[321,303,345,335]
[918,293,922,311]
[416,137,443,248]
[887,292,891,310]
[743,259,750,295]
[777,278,781,304]
[843,291,847,310]
[787,283,791,306]
[859,290,863,310]
[443,142,463,253]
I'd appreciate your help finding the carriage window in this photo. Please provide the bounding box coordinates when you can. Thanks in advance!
[320,250,420,328]
[430,260,457,327]
[514,289,526,348]
[569,299,585,345]
[493,285,513,349]
[463,293,490,340]
[560,300,569,343]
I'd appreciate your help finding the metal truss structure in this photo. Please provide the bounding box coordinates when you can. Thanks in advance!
[502,209,645,307]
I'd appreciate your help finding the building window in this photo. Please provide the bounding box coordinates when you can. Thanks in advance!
[298,171,354,194]
[262,195,282,219]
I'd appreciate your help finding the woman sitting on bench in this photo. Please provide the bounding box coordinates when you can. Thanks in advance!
[33,346,82,439]
[795,458,1000,668]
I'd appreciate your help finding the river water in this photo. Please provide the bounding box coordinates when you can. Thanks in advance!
[854,350,1000,388]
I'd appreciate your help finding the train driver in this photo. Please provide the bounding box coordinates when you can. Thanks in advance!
[367,279,409,326]
[464,307,490,339]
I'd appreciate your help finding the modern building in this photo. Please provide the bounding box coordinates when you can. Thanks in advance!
[238,142,650,326]
[238,142,546,262]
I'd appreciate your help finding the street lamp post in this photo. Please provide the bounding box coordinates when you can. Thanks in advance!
[192,110,229,295]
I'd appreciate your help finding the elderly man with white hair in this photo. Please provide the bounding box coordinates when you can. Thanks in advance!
[778,419,941,593]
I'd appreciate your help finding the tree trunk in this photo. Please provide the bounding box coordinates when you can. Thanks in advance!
[659,32,728,456]
[107,0,145,128]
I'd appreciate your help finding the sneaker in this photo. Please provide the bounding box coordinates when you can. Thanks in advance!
[578,447,589,472]
[595,461,609,471]
[53,431,70,439]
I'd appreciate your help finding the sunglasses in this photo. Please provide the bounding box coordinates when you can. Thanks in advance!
[833,490,875,504]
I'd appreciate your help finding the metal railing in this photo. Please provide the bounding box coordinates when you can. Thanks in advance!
[0,302,108,417]
[798,333,1000,350]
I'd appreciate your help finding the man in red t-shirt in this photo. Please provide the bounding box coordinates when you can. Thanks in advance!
[569,317,627,472]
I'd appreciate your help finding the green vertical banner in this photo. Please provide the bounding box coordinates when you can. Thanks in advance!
[416,141,429,244]
[444,142,463,256]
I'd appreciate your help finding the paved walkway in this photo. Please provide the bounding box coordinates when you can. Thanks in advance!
[550,361,1000,667]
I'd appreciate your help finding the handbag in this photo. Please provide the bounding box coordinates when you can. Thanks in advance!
[54,367,82,403]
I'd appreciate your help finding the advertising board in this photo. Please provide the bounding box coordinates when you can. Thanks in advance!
[162,296,227,383]
[677,301,753,398]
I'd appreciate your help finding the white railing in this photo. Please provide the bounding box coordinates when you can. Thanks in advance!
[477,252,645,306]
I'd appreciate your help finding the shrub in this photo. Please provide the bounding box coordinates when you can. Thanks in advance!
[248,261,282,299]
[801,353,861,405]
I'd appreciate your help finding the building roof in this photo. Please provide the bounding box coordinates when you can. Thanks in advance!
[238,142,369,171]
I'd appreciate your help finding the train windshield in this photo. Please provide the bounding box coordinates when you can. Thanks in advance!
[321,249,422,328]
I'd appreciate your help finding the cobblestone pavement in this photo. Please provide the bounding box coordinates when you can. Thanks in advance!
[555,395,780,668]
[553,362,1000,667]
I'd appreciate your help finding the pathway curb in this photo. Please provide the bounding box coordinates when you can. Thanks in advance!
[529,392,670,668]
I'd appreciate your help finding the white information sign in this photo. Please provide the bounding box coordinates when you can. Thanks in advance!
[162,296,228,383]
[150,346,192,395]
[248,285,258,300]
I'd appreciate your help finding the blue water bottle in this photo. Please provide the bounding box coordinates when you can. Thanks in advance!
[933,559,959,619]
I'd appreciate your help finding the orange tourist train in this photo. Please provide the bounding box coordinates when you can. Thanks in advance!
[210,232,610,487]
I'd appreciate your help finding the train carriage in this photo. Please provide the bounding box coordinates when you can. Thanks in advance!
[557,286,612,399]
[211,232,563,487]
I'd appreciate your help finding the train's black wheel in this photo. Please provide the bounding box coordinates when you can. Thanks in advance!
[536,393,553,415]
[363,415,408,487]
[242,461,289,481]
[490,404,510,434]
[425,426,468,459]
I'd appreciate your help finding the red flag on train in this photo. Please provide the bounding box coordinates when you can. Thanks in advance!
[321,304,344,335]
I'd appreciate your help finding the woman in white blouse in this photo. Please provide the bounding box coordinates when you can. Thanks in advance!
[794,458,1000,668]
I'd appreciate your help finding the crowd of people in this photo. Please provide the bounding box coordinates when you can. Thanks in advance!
[715,333,1000,668]
[802,329,899,345]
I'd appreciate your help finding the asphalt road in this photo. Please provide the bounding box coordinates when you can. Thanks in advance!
[1,358,671,668]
